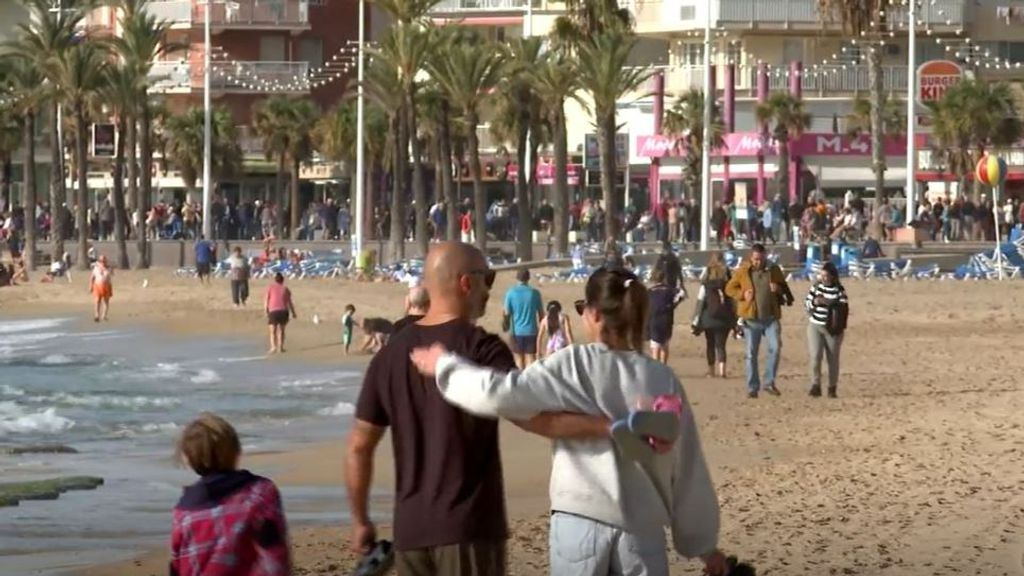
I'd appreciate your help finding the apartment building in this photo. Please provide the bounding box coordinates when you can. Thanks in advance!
[87,0,360,203]
[428,1,1024,210]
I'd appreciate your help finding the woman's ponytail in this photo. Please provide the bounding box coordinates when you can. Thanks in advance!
[584,268,649,353]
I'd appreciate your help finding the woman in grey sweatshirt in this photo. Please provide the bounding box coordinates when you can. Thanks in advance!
[411,268,727,576]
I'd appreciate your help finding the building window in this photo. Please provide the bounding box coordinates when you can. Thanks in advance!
[260,35,286,61]
[725,41,742,65]
[678,43,703,66]
[298,37,324,67]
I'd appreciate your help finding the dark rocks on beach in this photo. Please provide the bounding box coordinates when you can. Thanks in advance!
[0,444,79,455]
[0,476,104,507]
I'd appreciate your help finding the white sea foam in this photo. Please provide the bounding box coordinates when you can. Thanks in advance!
[318,401,355,416]
[0,318,68,334]
[0,332,66,348]
[217,355,266,364]
[139,422,179,433]
[280,371,361,389]
[190,369,222,384]
[38,354,75,366]
[0,404,75,435]
[0,384,25,397]
[30,393,180,409]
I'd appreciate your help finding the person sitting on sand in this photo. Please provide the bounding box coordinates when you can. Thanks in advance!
[170,413,290,576]
[346,242,610,574]
[409,267,729,576]
[89,255,113,322]
[359,317,394,354]
[265,272,297,354]
[11,258,27,285]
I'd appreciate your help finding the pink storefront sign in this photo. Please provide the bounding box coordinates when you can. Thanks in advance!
[635,133,924,158]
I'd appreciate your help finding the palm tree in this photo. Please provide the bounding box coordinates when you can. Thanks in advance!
[845,93,903,140]
[0,104,20,215]
[111,0,182,267]
[361,56,406,260]
[1,54,43,269]
[756,91,812,203]
[379,26,434,255]
[428,37,504,250]
[100,64,138,269]
[552,0,633,51]
[496,36,544,261]
[930,80,1022,200]
[817,0,886,201]
[164,107,242,210]
[576,30,651,241]
[530,54,579,257]
[253,96,320,239]
[664,89,726,202]
[48,38,110,270]
[8,0,94,264]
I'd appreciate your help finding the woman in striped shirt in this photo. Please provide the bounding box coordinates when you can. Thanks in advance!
[805,261,848,398]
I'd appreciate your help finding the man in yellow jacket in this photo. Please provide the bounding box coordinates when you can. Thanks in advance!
[725,244,791,398]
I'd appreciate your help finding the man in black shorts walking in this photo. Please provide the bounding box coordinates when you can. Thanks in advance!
[502,268,544,369]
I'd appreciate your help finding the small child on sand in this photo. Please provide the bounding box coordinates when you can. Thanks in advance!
[342,304,356,355]
[170,413,290,576]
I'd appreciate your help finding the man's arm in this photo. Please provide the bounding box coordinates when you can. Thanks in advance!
[513,412,610,440]
[345,418,386,554]
[724,270,743,300]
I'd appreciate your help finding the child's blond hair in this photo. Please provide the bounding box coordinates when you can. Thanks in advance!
[176,413,241,475]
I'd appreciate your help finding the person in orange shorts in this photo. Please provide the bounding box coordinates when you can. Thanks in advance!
[89,255,114,322]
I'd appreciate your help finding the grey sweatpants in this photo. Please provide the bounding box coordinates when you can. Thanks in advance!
[549,511,668,576]
[807,323,843,390]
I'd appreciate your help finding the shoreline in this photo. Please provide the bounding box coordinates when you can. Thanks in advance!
[4,270,1024,575]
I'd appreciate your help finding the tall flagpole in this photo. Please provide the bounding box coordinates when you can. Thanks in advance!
[699,1,712,250]
[904,0,917,227]
[354,0,365,261]
[202,0,212,239]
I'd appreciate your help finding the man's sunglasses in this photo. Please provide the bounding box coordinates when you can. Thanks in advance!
[574,299,587,316]
[466,269,496,289]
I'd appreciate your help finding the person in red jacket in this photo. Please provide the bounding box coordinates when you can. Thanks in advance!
[170,413,290,576]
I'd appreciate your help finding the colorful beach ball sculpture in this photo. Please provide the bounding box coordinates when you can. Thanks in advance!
[976,155,1008,187]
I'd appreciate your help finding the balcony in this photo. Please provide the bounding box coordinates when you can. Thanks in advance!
[144,0,310,32]
[660,64,909,96]
[430,0,534,13]
[148,60,310,94]
[633,0,965,35]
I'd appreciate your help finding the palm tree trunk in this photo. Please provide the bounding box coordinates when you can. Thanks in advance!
[407,94,429,257]
[75,103,89,271]
[778,134,791,203]
[0,157,10,211]
[50,102,65,262]
[467,110,486,251]
[275,152,286,237]
[390,112,406,262]
[23,112,37,271]
[440,101,458,241]
[365,158,376,239]
[432,137,443,209]
[290,157,301,239]
[514,105,530,261]
[138,97,153,268]
[552,106,569,257]
[598,109,618,241]
[127,119,140,251]
[113,119,129,269]
[868,49,885,202]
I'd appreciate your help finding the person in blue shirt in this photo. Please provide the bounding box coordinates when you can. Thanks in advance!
[503,268,544,368]
[194,236,216,285]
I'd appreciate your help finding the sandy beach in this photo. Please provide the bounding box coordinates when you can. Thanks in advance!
[3,266,1024,576]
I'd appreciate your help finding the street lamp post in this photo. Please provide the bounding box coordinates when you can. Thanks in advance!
[353,0,365,262]
[905,0,917,227]
[699,1,712,251]
[202,0,213,240]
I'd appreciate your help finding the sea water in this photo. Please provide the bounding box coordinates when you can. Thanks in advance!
[0,317,362,574]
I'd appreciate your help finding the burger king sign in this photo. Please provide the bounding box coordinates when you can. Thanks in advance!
[916,60,963,104]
